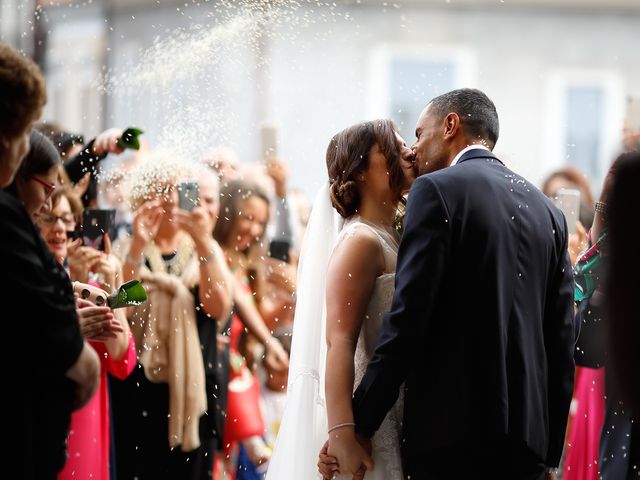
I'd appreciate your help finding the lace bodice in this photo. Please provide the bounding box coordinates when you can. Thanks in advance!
[335,218,404,479]
[335,216,399,274]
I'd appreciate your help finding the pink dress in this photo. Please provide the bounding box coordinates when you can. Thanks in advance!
[58,335,136,480]
[562,366,606,480]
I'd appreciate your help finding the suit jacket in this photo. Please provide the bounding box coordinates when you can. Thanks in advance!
[352,149,577,473]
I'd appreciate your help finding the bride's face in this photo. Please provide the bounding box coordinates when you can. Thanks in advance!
[395,131,417,193]
[363,133,416,200]
[362,142,392,197]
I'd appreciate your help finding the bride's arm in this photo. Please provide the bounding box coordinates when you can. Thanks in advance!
[325,230,381,476]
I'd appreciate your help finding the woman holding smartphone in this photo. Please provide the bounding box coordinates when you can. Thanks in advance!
[112,162,234,480]
[35,186,136,480]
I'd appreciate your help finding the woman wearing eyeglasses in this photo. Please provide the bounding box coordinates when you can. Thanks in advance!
[37,194,78,265]
[5,132,126,336]
[6,131,59,217]
[38,186,136,480]
[5,130,134,480]
[42,185,118,292]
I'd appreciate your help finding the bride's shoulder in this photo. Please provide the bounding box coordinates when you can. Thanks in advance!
[335,221,381,249]
[330,223,384,270]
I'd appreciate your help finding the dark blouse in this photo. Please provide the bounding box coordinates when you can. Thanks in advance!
[1,190,84,479]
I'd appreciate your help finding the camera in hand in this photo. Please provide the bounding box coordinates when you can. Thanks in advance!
[82,208,116,251]
[268,239,290,263]
[177,181,200,212]
[67,229,82,241]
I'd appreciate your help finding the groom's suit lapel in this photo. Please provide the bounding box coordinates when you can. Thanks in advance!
[455,148,504,166]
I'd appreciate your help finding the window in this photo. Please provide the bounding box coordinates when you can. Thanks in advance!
[544,70,625,192]
[566,86,604,178]
[367,45,476,142]
[390,59,455,142]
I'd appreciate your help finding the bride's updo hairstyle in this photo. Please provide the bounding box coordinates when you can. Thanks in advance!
[327,119,404,218]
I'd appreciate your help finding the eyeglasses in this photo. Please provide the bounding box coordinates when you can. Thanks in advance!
[38,212,76,229]
[30,176,56,198]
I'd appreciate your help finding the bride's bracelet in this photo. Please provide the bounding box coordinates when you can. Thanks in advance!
[328,422,356,434]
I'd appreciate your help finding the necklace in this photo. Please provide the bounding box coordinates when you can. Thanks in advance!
[144,233,195,277]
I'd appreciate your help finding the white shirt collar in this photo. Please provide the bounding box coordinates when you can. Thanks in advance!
[450,144,491,166]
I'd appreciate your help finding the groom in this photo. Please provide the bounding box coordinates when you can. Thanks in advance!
[330,89,578,480]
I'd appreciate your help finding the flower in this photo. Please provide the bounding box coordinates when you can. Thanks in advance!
[393,202,406,238]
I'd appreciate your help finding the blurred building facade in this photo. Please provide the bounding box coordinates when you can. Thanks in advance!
[5,0,640,196]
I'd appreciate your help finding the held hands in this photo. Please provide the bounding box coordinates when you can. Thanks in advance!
[318,440,339,479]
[320,429,373,480]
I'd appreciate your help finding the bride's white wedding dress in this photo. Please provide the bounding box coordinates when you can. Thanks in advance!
[265,186,403,480]
[334,217,404,480]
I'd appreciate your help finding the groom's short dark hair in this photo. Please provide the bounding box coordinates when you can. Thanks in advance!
[428,88,499,148]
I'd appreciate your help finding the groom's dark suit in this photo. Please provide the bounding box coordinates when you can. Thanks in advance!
[353,149,578,479]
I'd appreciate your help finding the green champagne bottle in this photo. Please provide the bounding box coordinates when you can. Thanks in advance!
[573,230,607,303]
[573,254,601,303]
[107,279,148,309]
[117,127,144,150]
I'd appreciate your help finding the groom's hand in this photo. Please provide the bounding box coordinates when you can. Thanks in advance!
[351,434,372,480]
[327,430,374,479]
[318,440,339,479]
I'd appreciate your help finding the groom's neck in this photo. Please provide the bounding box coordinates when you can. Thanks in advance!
[446,136,491,167]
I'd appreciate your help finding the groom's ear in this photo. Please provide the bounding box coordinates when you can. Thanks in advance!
[443,113,461,139]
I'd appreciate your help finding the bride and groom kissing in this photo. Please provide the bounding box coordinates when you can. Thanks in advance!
[267,88,578,480]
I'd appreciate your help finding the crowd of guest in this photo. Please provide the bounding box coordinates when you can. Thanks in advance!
[1,40,638,480]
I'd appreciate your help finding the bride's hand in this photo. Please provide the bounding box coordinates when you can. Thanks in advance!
[328,430,374,478]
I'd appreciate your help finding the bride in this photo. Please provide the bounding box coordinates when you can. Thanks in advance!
[266,119,415,479]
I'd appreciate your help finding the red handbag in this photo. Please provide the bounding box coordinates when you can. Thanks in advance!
[223,355,265,443]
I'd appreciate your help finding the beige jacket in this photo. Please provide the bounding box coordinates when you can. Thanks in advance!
[129,269,207,452]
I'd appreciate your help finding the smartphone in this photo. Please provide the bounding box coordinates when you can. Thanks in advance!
[268,239,290,263]
[260,124,278,162]
[177,181,200,212]
[82,208,116,251]
[67,229,82,241]
[555,188,581,235]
